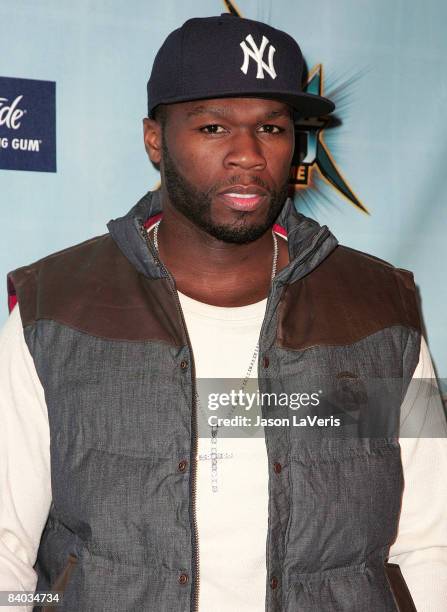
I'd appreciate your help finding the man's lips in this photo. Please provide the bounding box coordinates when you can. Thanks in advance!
[216,185,269,212]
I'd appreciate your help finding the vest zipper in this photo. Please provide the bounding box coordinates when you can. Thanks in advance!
[141,225,200,612]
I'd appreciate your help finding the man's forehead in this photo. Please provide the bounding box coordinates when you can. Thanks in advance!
[170,97,294,120]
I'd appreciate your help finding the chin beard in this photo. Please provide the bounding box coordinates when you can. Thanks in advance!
[161,135,289,244]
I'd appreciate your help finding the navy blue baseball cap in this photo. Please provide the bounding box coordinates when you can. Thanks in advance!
[147,13,335,120]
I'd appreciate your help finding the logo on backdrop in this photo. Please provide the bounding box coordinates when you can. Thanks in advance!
[0,95,26,129]
[0,76,56,173]
[292,64,366,212]
[223,0,367,213]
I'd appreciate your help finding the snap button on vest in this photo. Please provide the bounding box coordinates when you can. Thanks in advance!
[178,573,189,585]
[178,460,188,472]
[180,360,188,370]
[273,462,282,474]
[270,576,279,589]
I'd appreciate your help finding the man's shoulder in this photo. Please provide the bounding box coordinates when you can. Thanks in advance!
[321,244,420,331]
[333,244,408,271]
[328,244,416,288]
[279,243,421,350]
[9,232,112,279]
[7,233,126,324]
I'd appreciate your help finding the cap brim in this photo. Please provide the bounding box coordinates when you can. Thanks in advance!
[257,91,335,118]
[149,90,335,119]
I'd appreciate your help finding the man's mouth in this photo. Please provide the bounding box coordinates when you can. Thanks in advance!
[217,186,269,212]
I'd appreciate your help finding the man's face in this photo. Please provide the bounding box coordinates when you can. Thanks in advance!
[153,97,295,244]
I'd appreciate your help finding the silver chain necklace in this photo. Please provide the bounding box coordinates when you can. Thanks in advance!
[152,219,278,492]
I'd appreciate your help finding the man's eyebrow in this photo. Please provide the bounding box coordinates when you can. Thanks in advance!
[185,105,293,120]
[186,106,227,118]
[264,108,293,120]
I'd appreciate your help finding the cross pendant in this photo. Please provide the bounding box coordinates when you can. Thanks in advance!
[197,427,234,493]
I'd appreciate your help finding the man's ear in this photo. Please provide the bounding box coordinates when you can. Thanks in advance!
[143,117,162,165]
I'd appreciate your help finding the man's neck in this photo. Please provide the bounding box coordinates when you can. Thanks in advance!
[153,208,289,307]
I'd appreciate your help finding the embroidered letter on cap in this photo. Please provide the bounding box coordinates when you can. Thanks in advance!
[240,34,277,79]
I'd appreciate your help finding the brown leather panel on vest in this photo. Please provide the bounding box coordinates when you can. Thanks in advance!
[277,246,421,350]
[42,553,77,612]
[8,235,187,345]
[384,563,418,612]
[7,265,38,329]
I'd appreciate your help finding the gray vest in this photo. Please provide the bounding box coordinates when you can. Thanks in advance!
[8,190,421,611]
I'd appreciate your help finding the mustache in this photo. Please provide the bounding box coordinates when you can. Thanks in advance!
[209,175,271,196]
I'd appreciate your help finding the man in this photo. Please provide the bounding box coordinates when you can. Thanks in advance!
[1,12,446,612]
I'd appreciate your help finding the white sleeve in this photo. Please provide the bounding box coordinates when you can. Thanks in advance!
[389,336,447,611]
[0,303,52,607]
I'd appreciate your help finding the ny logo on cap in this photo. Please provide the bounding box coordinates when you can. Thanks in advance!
[240,34,277,80]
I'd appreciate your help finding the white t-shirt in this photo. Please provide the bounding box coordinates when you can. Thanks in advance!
[178,290,269,612]
[0,297,447,611]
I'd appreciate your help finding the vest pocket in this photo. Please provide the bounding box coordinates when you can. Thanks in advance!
[284,439,403,571]
[384,562,417,612]
[42,554,77,612]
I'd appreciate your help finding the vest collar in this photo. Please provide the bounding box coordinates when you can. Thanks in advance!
[107,188,339,284]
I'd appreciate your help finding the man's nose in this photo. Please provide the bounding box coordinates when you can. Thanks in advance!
[223,130,266,171]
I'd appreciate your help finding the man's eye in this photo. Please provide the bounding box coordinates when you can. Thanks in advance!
[200,125,226,134]
[258,124,284,134]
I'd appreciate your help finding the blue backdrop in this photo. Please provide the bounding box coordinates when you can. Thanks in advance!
[1,0,445,397]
